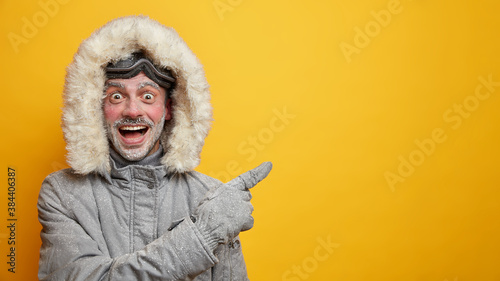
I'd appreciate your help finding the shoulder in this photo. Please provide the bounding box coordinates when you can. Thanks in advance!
[38,168,97,209]
[170,170,222,193]
[187,170,223,185]
[41,168,93,194]
[43,168,84,182]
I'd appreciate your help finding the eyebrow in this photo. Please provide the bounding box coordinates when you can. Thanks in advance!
[104,81,125,91]
[138,81,160,91]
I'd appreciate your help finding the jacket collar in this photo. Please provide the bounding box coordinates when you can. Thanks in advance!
[102,146,170,187]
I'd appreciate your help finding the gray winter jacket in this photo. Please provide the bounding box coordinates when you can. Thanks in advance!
[38,151,248,280]
[38,16,250,280]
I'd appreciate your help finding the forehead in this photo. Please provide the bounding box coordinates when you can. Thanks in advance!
[105,72,161,90]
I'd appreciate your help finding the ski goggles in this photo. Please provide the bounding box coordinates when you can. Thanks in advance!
[105,52,175,92]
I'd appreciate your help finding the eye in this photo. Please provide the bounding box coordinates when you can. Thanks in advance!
[111,93,123,100]
[108,92,124,104]
[143,93,155,102]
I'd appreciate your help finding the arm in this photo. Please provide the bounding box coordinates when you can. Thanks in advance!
[38,175,218,281]
[211,237,250,281]
[192,162,273,280]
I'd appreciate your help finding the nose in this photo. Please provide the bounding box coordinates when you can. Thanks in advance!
[123,98,143,118]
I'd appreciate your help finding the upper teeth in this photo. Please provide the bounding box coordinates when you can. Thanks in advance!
[121,126,146,131]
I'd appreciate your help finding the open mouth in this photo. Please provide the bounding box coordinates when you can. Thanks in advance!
[119,125,149,139]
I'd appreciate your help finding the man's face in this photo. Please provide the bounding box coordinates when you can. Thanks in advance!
[103,72,171,161]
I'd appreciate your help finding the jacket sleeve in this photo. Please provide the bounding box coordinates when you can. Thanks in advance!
[37,175,218,281]
[212,237,250,281]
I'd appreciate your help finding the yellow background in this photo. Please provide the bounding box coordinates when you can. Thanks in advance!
[1,0,500,280]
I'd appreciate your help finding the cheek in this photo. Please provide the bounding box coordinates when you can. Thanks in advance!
[103,104,121,124]
[148,105,167,122]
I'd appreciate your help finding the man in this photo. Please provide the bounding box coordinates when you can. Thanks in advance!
[38,16,272,280]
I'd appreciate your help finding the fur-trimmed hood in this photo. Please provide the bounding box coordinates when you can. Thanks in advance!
[62,16,212,175]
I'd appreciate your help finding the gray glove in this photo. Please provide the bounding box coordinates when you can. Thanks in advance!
[193,162,273,251]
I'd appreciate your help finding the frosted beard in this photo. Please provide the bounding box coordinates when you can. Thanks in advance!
[106,111,166,161]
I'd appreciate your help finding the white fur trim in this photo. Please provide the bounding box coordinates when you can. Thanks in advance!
[62,16,212,175]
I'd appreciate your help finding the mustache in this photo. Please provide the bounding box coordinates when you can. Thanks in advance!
[113,117,154,129]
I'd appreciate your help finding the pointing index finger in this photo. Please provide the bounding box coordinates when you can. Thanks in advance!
[227,162,273,191]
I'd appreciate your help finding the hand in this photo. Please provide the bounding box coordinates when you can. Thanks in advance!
[193,162,273,251]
